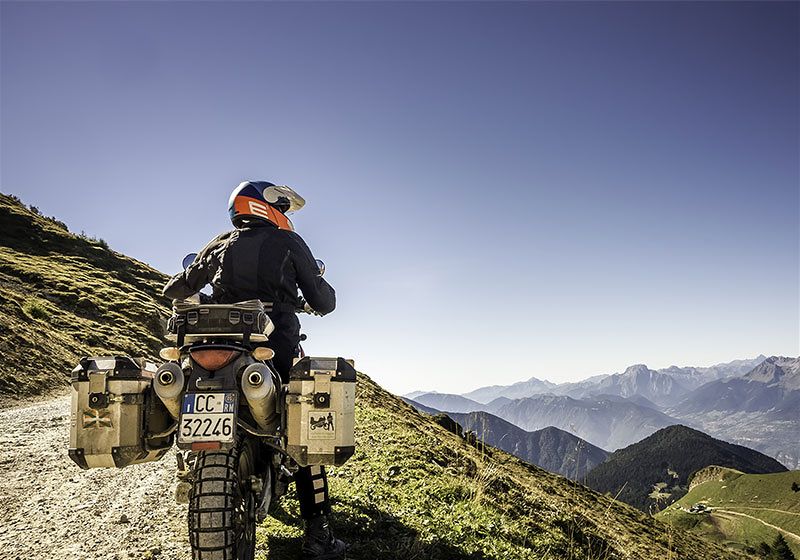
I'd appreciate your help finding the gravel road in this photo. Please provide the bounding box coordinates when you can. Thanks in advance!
[0,395,191,560]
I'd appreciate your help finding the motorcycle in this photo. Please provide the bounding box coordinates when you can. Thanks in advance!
[155,254,327,560]
[68,255,355,560]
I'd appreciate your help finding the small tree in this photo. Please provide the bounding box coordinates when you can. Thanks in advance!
[768,534,796,560]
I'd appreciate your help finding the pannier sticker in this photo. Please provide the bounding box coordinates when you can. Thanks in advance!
[82,408,112,428]
[308,411,336,440]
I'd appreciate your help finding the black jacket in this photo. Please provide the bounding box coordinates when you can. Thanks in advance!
[163,221,335,315]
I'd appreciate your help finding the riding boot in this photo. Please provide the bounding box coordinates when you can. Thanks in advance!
[302,515,347,560]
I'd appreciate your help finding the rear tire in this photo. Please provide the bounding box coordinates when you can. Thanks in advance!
[188,438,257,560]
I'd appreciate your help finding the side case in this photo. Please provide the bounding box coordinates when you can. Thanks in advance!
[68,356,174,469]
[285,357,356,467]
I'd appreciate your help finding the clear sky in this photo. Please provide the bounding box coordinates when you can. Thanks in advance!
[2,1,798,395]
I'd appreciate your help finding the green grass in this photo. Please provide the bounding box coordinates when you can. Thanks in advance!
[658,467,800,557]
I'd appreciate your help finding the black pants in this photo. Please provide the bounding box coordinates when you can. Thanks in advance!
[268,312,331,520]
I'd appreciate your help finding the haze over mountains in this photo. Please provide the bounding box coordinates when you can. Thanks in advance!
[448,356,767,405]
[406,355,800,468]
[440,411,608,480]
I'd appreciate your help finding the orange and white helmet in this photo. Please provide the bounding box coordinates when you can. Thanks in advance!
[228,181,305,231]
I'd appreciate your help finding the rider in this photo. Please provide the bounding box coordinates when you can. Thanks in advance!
[162,180,345,560]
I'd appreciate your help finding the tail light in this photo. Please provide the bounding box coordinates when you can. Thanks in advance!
[190,349,240,371]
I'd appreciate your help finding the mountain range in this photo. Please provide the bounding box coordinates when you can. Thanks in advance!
[407,355,799,468]
[670,356,800,469]
[404,403,609,480]
[447,357,767,405]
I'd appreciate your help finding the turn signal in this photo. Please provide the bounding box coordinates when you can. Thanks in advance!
[190,349,240,371]
[252,347,275,361]
[159,347,180,361]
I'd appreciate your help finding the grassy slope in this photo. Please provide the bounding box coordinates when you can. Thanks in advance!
[259,375,747,560]
[658,467,800,556]
[0,193,170,395]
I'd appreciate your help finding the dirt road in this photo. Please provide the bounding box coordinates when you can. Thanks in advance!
[715,509,800,543]
[0,395,191,560]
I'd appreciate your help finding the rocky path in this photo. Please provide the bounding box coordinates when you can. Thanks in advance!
[0,395,191,560]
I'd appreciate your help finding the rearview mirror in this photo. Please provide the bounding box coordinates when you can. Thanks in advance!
[315,259,326,277]
[182,253,198,270]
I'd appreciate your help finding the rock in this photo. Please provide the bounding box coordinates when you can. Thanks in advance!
[118,514,130,524]
[174,482,191,504]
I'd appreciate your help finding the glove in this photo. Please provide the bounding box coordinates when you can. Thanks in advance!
[303,301,322,316]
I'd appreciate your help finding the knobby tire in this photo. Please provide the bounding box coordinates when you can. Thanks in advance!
[188,438,256,560]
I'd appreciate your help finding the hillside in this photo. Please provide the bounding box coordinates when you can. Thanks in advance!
[585,425,787,513]
[260,374,749,559]
[404,398,608,479]
[658,467,800,557]
[0,193,170,395]
[440,410,608,480]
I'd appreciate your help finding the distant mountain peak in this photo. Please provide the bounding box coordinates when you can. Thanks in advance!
[744,356,800,389]
[623,364,651,373]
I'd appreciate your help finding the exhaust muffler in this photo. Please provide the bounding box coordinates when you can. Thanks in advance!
[241,363,278,430]
[154,362,185,419]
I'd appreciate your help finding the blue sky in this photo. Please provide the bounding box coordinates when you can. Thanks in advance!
[2,1,798,394]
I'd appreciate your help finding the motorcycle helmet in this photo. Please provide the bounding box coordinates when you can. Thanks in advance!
[228,181,306,231]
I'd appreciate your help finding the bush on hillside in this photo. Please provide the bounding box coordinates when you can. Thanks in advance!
[22,298,48,321]
[758,534,796,560]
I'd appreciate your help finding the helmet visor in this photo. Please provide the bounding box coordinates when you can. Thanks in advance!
[262,185,305,214]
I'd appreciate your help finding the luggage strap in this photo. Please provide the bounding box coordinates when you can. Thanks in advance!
[261,301,297,313]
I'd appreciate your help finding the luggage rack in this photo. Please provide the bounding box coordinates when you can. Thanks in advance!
[167,299,274,346]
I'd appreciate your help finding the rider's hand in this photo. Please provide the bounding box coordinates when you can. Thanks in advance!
[303,301,322,316]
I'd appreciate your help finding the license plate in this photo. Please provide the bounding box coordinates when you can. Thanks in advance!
[178,392,237,444]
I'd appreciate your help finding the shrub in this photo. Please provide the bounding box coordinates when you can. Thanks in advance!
[760,535,798,560]
[47,217,69,231]
[22,298,48,320]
